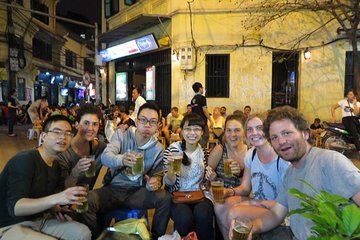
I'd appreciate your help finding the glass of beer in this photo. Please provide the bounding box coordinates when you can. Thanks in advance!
[85,155,96,178]
[75,183,89,213]
[132,151,144,176]
[224,158,233,178]
[232,217,253,240]
[170,151,183,174]
[211,178,224,204]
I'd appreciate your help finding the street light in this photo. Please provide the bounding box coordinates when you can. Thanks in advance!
[304,48,311,60]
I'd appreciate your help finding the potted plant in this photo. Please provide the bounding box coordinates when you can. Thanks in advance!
[288,179,360,240]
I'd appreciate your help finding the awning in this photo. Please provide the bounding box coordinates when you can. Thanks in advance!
[99,14,170,44]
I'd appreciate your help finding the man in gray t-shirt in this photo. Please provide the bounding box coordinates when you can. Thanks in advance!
[239,106,360,240]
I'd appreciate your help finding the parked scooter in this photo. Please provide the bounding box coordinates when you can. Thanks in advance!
[321,122,356,155]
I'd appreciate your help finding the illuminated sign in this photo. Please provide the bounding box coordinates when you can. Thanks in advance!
[116,72,128,101]
[146,66,155,100]
[100,34,159,62]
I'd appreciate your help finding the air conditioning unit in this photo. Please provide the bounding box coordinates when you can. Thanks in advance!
[180,47,195,70]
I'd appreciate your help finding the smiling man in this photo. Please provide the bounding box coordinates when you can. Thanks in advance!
[85,102,171,239]
[238,106,360,240]
[0,115,91,240]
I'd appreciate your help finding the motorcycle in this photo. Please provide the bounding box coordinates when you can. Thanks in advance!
[321,122,357,156]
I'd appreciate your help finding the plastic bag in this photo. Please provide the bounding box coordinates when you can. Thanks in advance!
[158,231,198,240]
[113,218,150,240]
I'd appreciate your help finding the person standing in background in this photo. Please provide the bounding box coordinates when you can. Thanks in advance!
[7,89,20,137]
[191,82,213,147]
[331,89,360,154]
[129,87,146,122]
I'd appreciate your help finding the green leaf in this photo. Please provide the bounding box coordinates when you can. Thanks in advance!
[296,179,318,193]
[342,204,360,236]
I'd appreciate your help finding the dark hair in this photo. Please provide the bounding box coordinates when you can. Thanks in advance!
[263,106,310,140]
[10,89,17,95]
[244,105,251,110]
[180,113,205,166]
[76,103,102,123]
[232,110,246,125]
[187,104,192,107]
[133,87,142,95]
[119,105,126,113]
[314,118,320,122]
[43,114,72,132]
[192,82,203,93]
[221,106,226,110]
[137,102,160,119]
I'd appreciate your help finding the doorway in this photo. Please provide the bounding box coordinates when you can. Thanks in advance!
[271,52,299,109]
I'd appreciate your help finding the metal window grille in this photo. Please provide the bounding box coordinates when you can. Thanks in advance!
[344,51,360,96]
[65,50,77,69]
[31,0,49,24]
[32,38,52,61]
[205,54,230,98]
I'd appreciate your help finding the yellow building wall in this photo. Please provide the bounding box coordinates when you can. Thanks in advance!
[103,0,351,122]
[169,4,349,123]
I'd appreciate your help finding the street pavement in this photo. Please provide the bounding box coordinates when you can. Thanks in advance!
[0,123,38,171]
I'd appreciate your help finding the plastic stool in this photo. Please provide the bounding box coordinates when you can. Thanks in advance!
[104,208,148,227]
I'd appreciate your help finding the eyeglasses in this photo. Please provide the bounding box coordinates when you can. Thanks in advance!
[137,117,159,127]
[47,129,74,138]
[183,127,203,133]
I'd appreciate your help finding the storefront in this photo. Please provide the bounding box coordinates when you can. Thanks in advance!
[99,14,172,113]
[113,48,171,114]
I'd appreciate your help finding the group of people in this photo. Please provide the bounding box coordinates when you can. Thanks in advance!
[0,83,360,240]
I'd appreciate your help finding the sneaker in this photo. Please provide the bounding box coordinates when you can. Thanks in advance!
[8,133,17,137]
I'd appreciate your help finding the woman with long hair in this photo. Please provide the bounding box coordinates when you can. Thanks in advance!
[163,113,214,240]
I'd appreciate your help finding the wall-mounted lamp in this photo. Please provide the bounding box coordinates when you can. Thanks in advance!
[304,48,311,60]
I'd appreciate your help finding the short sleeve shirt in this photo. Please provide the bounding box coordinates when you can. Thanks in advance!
[338,99,360,117]
[276,147,360,240]
[191,93,207,122]
[244,147,290,200]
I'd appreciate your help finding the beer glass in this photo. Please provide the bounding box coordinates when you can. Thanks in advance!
[132,151,144,176]
[170,151,183,174]
[74,183,89,213]
[224,158,233,178]
[85,155,96,178]
[232,217,253,240]
[211,178,224,203]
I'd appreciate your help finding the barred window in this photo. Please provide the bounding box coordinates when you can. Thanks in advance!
[205,54,230,98]
[65,50,77,69]
[344,51,360,96]
[31,0,49,25]
[32,38,52,61]
[105,0,119,18]
[84,58,95,74]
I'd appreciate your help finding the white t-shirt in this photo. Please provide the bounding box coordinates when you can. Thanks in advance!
[244,147,290,200]
[338,99,360,117]
[130,96,146,121]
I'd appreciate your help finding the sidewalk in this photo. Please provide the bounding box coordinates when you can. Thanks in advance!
[0,123,38,171]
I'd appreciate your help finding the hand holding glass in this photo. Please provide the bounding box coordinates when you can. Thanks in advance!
[85,155,96,178]
[74,184,89,213]
[169,151,183,174]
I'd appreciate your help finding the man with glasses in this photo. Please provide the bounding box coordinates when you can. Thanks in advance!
[85,102,171,239]
[0,115,91,240]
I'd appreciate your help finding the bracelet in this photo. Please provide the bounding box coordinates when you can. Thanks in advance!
[230,187,236,196]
